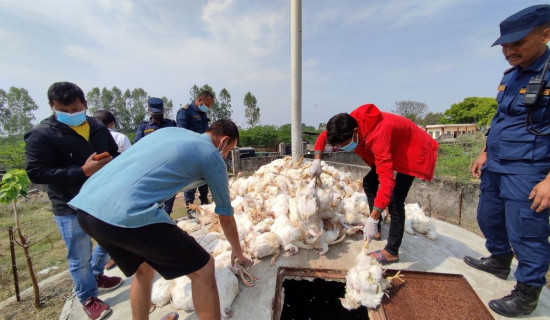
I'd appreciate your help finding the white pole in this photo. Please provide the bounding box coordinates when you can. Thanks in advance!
[291,0,302,163]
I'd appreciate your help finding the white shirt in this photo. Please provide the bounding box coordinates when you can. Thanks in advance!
[109,129,132,153]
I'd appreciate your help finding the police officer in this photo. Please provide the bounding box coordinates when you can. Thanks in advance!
[463,5,550,318]
[135,97,177,214]
[177,91,214,215]
[135,97,177,143]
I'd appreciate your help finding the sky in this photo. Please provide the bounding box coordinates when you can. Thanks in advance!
[0,0,546,129]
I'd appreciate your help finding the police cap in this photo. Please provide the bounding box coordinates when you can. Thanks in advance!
[492,4,550,47]
[148,97,164,113]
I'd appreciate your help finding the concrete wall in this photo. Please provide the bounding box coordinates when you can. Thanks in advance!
[231,150,483,236]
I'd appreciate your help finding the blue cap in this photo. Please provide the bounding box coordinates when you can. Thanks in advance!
[492,5,550,47]
[148,97,164,113]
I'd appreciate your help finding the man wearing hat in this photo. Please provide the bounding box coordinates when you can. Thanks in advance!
[135,97,177,143]
[135,97,177,214]
[463,4,550,317]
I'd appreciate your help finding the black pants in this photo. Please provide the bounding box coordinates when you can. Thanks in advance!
[363,165,415,256]
[164,195,176,215]
[184,184,209,206]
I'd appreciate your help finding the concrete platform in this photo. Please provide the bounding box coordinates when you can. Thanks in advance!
[59,218,550,320]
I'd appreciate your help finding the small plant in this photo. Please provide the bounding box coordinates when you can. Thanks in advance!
[0,169,40,308]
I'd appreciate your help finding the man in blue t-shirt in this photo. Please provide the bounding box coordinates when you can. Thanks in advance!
[69,119,251,320]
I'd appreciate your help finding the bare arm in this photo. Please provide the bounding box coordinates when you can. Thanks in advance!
[218,215,252,267]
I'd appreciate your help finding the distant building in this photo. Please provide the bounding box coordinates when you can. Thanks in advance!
[424,123,478,140]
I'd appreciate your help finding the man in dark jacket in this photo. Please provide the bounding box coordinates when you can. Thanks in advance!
[24,82,123,320]
[177,91,214,215]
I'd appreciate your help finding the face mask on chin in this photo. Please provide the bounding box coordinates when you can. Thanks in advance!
[341,132,358,152]
[199,104,209,113]
[55,110,86,126]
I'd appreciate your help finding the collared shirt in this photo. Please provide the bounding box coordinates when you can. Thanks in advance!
[69,127,233,228]
[134,118,177,143]
[486,48,550,174]
[176,101,209,133]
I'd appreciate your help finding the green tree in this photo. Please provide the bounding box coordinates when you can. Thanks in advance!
[125,88,149,132]
[244,92,260,127]
[422,112,445,125]
[443,97,497,126]
[0,136,26,170]
[239,125,278,149]
[160,96,174,119]
[87,87,149,134]
[0,170,40,308]
[392,100,427,123]
[211,88,233,121]
[0,87,38,136]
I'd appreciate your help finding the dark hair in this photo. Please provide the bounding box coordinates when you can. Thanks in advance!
[93,110,117,127]
[197,91,214,100]
[47,82,86,106]
[206,119,239,144]
[326,113,358,145]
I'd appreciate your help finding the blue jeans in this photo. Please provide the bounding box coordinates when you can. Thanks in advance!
[55,214,110,303]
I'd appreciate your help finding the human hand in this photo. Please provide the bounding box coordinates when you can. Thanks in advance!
[363,217,379,242]
[471,151,487,179]
[310,159,321,177]
[232,252,253,268]
[82,152,112,177]
[529,177,550,212]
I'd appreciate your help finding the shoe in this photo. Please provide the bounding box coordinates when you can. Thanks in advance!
[82,296,111,320]
[463,254,512,280]
[105,259,117,270]
[488,282,542,317]
[160,312,179,320]
[96,274,123,291]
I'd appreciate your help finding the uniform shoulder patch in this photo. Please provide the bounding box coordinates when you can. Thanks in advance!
[182,104,190,110]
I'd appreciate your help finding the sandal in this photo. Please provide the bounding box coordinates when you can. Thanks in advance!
[160,312,179,320]
[149,304,156,314]
[369,250,399,265]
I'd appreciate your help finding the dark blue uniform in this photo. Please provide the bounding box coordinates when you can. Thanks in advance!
[176,102,209,133]
[134,118,177,143]
[177,102,210,205]
[479,48,550,287]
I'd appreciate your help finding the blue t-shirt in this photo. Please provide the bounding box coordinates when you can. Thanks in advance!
[69,127,233,228]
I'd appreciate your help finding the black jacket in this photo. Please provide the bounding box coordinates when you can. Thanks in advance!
[24,115,119,216]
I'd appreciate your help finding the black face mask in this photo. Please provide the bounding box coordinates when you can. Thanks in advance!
[151,113,164,121]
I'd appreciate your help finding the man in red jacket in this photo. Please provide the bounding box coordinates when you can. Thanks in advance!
[311,104,439,264]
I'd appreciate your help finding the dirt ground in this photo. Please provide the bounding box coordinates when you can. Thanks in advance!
[0,272,73,320]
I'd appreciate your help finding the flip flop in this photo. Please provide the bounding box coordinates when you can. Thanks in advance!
[160,312,179,320]
[369,250,399,265]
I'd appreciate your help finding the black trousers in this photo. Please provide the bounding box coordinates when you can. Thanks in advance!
[362,165,415,256]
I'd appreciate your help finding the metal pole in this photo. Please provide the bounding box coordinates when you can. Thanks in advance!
[291,0,302,163]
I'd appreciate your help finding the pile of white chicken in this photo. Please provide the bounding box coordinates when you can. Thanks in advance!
[151,156,437,316]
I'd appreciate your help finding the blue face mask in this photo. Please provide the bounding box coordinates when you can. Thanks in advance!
[199,105,209,113]
[56,110,87,126]
[341,132,358,151]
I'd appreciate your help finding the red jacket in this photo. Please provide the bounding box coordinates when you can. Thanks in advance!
[314,104,439,210]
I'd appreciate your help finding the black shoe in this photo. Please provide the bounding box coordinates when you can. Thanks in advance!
[463,254,512,280]
[488,282,542,317]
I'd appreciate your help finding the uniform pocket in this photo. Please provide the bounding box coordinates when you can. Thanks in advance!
[518,208,550,238]
[498,134,535,161]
